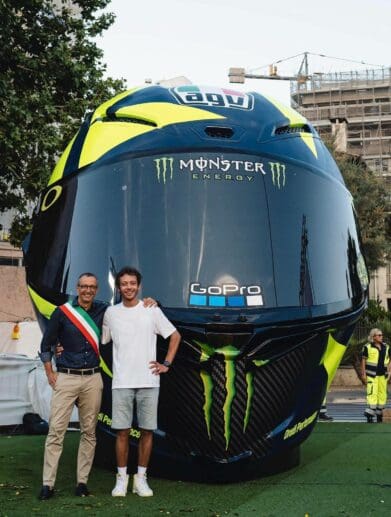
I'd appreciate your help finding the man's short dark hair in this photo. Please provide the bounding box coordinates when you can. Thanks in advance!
[77,272,98,286]
[115,267,142,287]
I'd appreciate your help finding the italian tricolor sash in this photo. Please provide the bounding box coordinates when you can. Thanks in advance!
[59,302,100,357]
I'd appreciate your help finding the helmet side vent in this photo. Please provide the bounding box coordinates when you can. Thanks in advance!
[275,124,312,135]
[204,126,234,139]
[102,116,157,127]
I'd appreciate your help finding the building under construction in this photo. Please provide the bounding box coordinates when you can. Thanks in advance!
[291,67,391,188]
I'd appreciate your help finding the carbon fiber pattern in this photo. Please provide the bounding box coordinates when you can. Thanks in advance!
[159,331,326,461]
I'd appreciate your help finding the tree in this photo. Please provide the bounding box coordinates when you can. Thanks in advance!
[0,0,126,245]
[331,151,390,272]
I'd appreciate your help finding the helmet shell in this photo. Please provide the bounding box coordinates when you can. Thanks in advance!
[24,85,368,480]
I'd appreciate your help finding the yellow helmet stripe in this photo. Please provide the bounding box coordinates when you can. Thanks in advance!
[78,102,224,169]
[90,87,142,124]
[261,94,318,158]
[113,101,224,126]
[27,286,57,319]
[321,333,346,389]
[48,134,77,186]
[78,121,154,169]
[100,356,113,378]
[47,88,142,185]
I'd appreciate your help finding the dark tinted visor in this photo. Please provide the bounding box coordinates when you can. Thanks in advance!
[26,151,367,316]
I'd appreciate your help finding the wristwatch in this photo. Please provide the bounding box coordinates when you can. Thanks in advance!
[163,360,171,368]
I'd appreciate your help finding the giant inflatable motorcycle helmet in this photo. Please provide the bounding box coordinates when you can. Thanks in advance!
[24,85,368,480]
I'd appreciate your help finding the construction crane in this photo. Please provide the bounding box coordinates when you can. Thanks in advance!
[228,51,384,84]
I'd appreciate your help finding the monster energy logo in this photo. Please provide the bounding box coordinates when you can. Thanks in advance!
[196,341,268,449]
[154,157,174,183]
[269,162,286,189]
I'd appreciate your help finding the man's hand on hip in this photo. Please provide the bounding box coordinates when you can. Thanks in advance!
[149,361,169,375]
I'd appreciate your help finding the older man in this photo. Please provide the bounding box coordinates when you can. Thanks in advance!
[38,272,106,500]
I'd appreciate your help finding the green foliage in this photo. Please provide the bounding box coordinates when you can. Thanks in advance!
[2,429,391,516]
[361,298,391,326]
[332,151,391,272]
[0,0,126,245]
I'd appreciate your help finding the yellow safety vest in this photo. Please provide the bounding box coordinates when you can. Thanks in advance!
[362,343,389,377]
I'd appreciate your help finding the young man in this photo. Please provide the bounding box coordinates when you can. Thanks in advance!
[38,273,105,500]
[102,266,181,497]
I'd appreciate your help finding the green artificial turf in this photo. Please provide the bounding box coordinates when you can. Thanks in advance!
[1,424,391,516]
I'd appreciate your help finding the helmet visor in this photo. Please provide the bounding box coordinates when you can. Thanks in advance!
[26,151,367,315]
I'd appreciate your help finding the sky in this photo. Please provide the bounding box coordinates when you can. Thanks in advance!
[98,0,391,105]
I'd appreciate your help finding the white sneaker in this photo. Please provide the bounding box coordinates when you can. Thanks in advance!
[132,473,153,497]
[111,473,129,497]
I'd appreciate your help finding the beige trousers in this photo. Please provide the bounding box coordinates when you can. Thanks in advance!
[43,372,103,486]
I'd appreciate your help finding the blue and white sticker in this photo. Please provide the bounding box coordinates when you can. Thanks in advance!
[189,282,263,308]
[171,86,254,110]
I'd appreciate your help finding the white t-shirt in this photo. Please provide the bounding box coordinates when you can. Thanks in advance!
[102,301,176,389]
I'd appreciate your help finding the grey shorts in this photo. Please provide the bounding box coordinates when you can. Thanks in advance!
[111,388,159,430]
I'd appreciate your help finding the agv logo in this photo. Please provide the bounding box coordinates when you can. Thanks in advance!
[171,86,254,110]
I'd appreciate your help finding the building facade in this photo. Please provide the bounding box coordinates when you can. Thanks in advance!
[0,238,35,323]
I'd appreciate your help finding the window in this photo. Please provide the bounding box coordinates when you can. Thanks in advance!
[387,263,391,291]
[0,257,22,266]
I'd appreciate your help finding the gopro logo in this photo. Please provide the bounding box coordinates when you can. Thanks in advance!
[189,283,263,307]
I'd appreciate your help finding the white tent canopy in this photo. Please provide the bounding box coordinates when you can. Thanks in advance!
[0,322,78,426]
[0,321,42,359]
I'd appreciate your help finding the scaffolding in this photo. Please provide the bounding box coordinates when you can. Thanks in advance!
[291,68,391,180]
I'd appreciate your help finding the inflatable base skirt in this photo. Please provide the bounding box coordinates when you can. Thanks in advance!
[95,425,300,482]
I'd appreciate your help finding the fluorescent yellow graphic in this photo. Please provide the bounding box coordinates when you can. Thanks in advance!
[283,411,317,440]
[48,134,77,185]
[195,341,269,448]
[41,186,62,211]
[262,94,318,158]
[321,333,346,389]
[27,286,57,320]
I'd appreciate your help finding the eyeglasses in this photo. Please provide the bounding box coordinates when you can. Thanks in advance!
[375,333,383,336]
[78,285,97,290]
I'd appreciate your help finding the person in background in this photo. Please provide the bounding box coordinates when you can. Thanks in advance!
[102,266,181,498]
[318,397,333,421]
[361,328,390,423]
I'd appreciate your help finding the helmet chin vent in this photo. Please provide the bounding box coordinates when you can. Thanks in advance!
[204,126,234,139]
[275,124,312,135]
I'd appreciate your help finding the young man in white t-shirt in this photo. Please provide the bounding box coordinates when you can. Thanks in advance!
[102,266,181,498]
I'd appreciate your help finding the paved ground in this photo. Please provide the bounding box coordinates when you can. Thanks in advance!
[322,387,391,422]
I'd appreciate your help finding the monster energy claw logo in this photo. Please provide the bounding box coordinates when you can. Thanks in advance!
[269,162,286,189]
[154,157,174,183]
[196,341,264,449]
